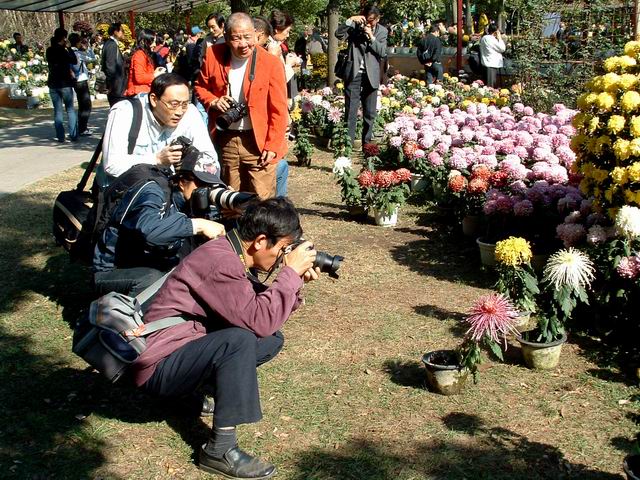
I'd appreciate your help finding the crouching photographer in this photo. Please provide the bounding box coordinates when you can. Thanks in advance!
[129,197,321,479]
[92,152,227,296]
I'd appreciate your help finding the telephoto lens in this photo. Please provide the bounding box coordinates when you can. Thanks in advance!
[207,188,256,210]
[313,251,344,279]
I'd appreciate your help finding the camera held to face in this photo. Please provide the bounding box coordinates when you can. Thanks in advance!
[289,239,344,279]
[215,98,248,131]
[191,186,256,222]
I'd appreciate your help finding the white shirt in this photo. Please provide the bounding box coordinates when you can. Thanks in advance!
[479,34,506,69]
[228,54,253,131]
[101,94,219,179]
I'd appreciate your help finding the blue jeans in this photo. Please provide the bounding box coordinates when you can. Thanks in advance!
[50,87,78,141]
[276,159,289,197]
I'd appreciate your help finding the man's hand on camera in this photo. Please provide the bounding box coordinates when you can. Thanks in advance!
[303,267,321,283]
[284,241,316,277]
[213,95,233,113]
[193,219,226,239]
[349,15,366,25]
[259,150,276,165]
[364,25,374,39]
[156,144,183,166]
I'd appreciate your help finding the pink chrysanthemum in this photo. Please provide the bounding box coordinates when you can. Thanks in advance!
[617,256,640,279]
[394,168,412,183]
[362,143,381,158]
[357,170,374,188]
[465,294,519,344]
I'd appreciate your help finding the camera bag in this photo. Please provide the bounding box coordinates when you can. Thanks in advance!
[72,270,185,383]
[334,47,353,81]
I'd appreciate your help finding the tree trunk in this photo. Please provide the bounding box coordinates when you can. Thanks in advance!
[328,7,339,87]
[465,0,472,33]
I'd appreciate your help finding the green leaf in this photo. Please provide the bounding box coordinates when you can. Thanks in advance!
[487,340,504,361]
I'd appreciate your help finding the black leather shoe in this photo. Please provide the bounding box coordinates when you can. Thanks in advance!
[198,445,277,479]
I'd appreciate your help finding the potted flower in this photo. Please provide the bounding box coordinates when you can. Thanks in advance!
[293,123,314,166]
[333,156,365,217]
[358,168,411,227]
[494,237,539,331]
[517,248,595,370]
[423,293,519,395]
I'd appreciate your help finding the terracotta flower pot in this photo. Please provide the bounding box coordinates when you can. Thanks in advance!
[422,350,468,395]
[517,333,567,370]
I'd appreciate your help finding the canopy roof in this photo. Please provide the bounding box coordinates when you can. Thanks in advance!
[0,0,209,13]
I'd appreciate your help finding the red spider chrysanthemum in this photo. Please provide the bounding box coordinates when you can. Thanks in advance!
[403,141,418,159]
[471,164,492,181]
[357,170,375,188]
[374,170,396,188]
[448,175,467,192]
[362,143,381,158]
[467,177,489,194]
[394,168,412,183]
[465,293,519,344]
[490,170,510,188]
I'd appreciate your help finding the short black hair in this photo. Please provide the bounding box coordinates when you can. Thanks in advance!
[237,197,303,247]
[269,10,294,32]
[68,32,81,46]
[150,73,189,98]
[429,25,439,34]
[487,24,499,34]
[108,22,123,36]
[53,28,68,42]
[13,32,21,40]
[206,13,225,27]
[362,4,381,17]
[253,16,273,36]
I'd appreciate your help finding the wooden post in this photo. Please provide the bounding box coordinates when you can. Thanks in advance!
[129,10,136,39]
[186,11,191,35]
[328,7,339,87]
[456,0,463,73]
[58,10,64,29]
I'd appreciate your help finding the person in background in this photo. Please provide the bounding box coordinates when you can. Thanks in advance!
[125,29,165,97]
[254,16,289,198]
[69,33,96,136]
[46,28,78,143]
[268,10,300,106]
[416,25,443,85]
[154,34,170,68]
[307,28,327,54]
[200,13,226,65]
[102,22,127,106]
[11,32,29,55]
[294,26,312,70]
[479,24,505,88]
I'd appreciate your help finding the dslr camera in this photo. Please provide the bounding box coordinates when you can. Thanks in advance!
[289,239,344,279]
[215,98,248,131]
[191,186,256,222]
[170,135,199,160]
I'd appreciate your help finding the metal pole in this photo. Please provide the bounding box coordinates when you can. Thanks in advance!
[456,0,463,73]
[58,10,65,29]
[129,10,136,39]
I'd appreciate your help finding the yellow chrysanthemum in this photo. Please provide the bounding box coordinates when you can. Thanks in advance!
[571,133,588,151]
[603,56,621,72]
[577,92,598,110]
[596,92,616,111]
[608,115,626,134]
[619,56,637,70]
[608,207,620,220]
[402,105,413,113]
[611,166,629,185]
[290,107,302,122]
[588,116,600,134]
[336,82,344,90]
[614,138,632,161]
[628,162,640,182]
[621,91,640,112]
[624,40,640,58]
[494,237,532,267]
[592,168,610,182]
[631,138,640,157]
[602,73,621,92]
[381,97,390,106]
[620,74,638,91]
[595,135,612,154]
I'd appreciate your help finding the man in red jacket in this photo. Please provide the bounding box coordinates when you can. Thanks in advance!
[195,12,288,200]
[131,197,319,479]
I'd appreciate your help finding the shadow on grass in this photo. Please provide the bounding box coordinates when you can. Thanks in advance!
[382,359,427,389]
[296,201,371,224]
[413,304,467,337]
[292,413,623,480]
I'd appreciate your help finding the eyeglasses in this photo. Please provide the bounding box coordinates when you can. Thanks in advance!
[160,99,190,111]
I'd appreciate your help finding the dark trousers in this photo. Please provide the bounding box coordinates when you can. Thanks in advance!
[485,66,499,88]
[344,71,378,145]
[144,328,284,427]
[73,80,92,134]
[93,267,164,297]
[425,62,443,85]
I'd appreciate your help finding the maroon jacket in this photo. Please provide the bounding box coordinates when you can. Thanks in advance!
[131,236,303,386]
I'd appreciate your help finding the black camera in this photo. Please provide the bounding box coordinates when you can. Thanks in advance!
[170,135,199,160]
[290,240,344,279]
[191,186,257,222]
[215,99,248,131]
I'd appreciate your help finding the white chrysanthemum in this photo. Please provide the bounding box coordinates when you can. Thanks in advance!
[543,248,595,291]
[615,205,640,239]
[332,156,352,175]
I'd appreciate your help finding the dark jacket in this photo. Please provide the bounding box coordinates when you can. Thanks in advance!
[335,21,388,89]
[46,43,77,89]
[417,33,443,64]
[93,180,194,273]
[101,38,127,96]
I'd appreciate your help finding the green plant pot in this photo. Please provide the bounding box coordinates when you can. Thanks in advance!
[476,237,496,268]
[624,455,640,480]
[422,350,468,395]
[517,333,567,370]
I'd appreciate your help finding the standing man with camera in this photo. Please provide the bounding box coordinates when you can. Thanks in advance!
[479,24,506,88]
[195,12,289,200]
[335,4,387,147]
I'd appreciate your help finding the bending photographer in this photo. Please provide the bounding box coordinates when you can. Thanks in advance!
[92,153,226,296]
[131,197,318,479]
[101,73,218,185]
[195,12,288,200]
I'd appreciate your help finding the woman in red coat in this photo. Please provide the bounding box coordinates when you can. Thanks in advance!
[125,29,165,96]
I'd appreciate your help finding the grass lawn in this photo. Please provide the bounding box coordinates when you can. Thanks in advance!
[0,148,637,479]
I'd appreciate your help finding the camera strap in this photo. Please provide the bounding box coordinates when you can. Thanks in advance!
[225,48,258,103]
[226,228,264,283]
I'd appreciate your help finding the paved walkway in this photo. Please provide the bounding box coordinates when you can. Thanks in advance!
[0,105,109,198]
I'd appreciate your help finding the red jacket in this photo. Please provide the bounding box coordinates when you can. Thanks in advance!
[125,50,155,96]
[194,43,288,161]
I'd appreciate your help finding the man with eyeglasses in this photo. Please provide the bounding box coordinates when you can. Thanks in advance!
[102,73,218,183]
[130,197,319,479]
[195,12,288,200]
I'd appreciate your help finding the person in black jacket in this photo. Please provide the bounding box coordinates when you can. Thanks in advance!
[46,28,78,143]
[417,25,443,85]
[101,22,128,106]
